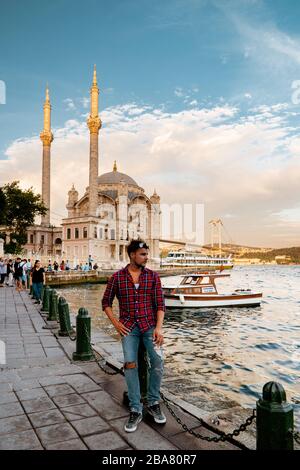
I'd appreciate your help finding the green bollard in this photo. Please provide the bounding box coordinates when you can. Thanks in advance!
[256,381,294,450]
[58,297,75,336]
[72,308,93,361]
[47,290,58,321]
[41,285,50,312]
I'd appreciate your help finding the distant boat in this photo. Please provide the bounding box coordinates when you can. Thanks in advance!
[161,250,234,270]
[162,271,262,308]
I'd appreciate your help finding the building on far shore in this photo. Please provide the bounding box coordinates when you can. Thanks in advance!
[19,67,161,268]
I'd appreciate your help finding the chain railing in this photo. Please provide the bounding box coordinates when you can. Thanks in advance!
[289,429,300,445]
[39,291,300,449]
[61,307,77,341]
[82,321,123,376]
[160,391,256,443]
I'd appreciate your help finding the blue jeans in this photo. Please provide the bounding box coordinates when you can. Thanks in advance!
[32,282,43,301]
[121,325,164,413]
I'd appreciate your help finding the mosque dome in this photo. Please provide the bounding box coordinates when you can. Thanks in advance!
[97,161,139,187]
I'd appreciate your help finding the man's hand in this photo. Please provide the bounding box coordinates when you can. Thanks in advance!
[153,327,164,346]
[112,318,130,336]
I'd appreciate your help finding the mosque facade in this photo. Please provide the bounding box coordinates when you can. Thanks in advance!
[23,67,161,268]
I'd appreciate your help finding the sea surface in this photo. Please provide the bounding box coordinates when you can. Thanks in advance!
[56,265,300,418]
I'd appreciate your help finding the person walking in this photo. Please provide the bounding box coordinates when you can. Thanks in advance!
[0,258,7,286]
[102,239,166,433]
[6,259,14,287]
[14,257,23,291]
[30,260,45,304]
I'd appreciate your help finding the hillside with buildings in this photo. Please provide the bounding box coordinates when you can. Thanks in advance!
[160,244,300,265]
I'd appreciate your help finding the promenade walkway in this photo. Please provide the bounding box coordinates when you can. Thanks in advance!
[0,287,238,451]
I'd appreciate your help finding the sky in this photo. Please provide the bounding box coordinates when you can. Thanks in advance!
[0,0,300,248]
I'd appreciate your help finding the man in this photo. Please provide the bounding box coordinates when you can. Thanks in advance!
[102,239,166,433]
[6,259,14,287]
[14,257,23,291]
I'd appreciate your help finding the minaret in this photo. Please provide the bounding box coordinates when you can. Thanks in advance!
[40,85,54,226]
[87,65,102,216]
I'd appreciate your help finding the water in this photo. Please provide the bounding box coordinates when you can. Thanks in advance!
[56,265,300,417]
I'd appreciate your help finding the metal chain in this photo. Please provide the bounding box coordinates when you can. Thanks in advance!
[82,322,123,375]
[160,391,256,443]
[288,429,300,445]
[61,308,77,341]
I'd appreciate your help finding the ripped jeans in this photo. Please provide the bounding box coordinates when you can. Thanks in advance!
[121,325,164,413]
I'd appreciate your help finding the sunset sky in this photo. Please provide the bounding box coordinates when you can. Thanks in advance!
[1,0,300,247]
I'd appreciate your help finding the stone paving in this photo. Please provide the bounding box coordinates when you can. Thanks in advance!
[0,286,238,450]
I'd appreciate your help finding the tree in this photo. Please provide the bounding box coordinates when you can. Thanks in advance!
[0,181,47,254]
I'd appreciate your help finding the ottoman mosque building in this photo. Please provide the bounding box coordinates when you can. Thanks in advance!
[24,67,161,268]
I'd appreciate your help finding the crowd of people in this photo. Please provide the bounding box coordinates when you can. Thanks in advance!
[0,257,45,304]
[0,256,98,303]
[45,259,98,272]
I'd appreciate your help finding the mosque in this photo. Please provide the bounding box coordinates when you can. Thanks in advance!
[24,67,161,268]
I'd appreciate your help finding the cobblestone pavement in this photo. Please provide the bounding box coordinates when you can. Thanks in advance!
[0,286,238,450]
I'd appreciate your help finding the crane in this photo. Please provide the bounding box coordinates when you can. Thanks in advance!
[209,219,223,256]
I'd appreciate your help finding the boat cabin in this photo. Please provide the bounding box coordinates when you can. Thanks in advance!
[163,272,230,296]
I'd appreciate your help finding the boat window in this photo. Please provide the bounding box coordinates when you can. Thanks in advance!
[200,277,210,284]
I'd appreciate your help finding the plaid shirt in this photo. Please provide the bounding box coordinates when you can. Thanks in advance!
[102,264,165,333]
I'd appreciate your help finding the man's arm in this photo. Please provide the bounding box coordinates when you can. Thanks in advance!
[152,274,166,346]
[102,275,130,336]
[103,306,130,336]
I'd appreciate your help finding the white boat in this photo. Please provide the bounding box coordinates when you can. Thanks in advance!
[161,250,233,270]
[162,271,262,308]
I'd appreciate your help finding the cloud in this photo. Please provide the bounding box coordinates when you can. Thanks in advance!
[63,98,76,111]
[1,100,300,247]
[81,97,90,109]
[174,87,184,98]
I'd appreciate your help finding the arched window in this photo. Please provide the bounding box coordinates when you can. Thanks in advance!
[75,228,79,239]
[67,229,71,240]
[83,227,88,239]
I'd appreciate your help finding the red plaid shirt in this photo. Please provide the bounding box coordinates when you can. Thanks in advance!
[102,264,165,333]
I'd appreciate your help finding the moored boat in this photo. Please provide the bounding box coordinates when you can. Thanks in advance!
[162,271,262,308]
